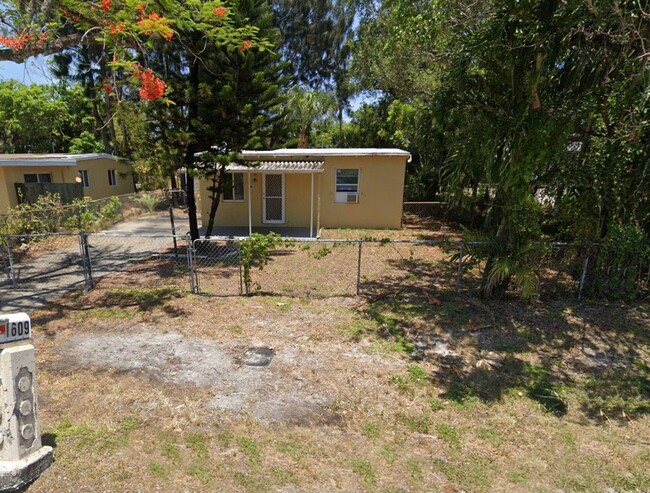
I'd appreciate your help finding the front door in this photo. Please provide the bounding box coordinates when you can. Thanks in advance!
[263,173,284,224]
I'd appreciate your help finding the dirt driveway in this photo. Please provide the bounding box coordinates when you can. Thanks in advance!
[0,210,190,314]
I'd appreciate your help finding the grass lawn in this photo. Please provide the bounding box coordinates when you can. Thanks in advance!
[26,269,650,493]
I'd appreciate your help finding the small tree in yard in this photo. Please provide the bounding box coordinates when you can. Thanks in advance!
[239,232,293,295]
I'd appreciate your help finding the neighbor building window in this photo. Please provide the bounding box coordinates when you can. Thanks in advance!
[108,169,117,187]
[80,170,90,188]
[335,169,359,203]
[223,173,244,201]
[24,173,52,184]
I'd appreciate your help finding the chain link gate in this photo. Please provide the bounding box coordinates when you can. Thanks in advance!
[84,233,191,290]
[1,233,88,294]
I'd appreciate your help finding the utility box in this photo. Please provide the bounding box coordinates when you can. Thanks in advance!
[0,313,52,491]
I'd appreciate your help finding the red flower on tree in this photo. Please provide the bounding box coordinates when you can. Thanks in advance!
[138,68,167,101]
[239,40,252,53]
[109,22,125,36]
[0,31,32,50]
[100,0,112,13]
[214,6,228,18]
[137,12,173,41]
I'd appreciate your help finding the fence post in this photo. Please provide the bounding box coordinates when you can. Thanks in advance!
[356,240,363,296]
[169,205,178,261]
[5,236,16,287]
[79,232,94,291]
[456,242,464,292]
[238,240,243,296]
[186,235,198,294]
[578,256,589,300]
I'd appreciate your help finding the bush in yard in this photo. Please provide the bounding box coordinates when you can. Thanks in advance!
[1,193,65,236]
[589,224,650,300]
[64,198,102,231]
[240,233,294,295]
[99,196,122,224]
[134,194,160,213]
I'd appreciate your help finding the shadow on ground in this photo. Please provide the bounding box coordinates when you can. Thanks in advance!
[359,266,650,422]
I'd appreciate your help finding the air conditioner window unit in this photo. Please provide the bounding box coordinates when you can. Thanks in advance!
[346,193,358,203]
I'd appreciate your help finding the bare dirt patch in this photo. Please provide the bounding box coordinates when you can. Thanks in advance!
[53,328,341,425]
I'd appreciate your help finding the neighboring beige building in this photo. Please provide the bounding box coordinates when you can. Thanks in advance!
[0,153,135,213]
[198,148,410,236]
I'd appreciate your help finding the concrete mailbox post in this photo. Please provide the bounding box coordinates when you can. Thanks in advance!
[0,313,53,491]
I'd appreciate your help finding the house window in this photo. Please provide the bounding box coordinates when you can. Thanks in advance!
[24,173,52,184]
[108,169,117,187]
[223,173,244,201]
[335,169,359,203]
[80,170,90,188]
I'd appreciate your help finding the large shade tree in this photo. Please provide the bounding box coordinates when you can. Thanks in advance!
[352,0,650,298]
[0,0,267,240]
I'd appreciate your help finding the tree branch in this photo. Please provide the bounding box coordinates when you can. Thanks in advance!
[0,33,83,62]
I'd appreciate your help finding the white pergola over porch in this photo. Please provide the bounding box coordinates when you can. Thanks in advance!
[226,160,325,238]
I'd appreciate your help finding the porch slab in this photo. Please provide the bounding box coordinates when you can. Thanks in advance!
[199,226,316,239]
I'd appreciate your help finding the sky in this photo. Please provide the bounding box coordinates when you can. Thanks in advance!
[0,56,54,85]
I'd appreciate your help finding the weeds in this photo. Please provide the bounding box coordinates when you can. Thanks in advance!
[237,436,263,466]
[361,421,381,440]
[435,422,461,450]
[105,286,183,309]
[352,459,377,488]
[148,462,169,481]
[185,433,209,459]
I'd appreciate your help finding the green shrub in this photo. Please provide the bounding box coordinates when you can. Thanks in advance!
[134,193,160,213]
[589,224,650,299]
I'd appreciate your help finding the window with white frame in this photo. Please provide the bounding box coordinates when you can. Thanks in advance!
[335,169,359,203]
[80,170,90,188]
[24,173,52,184]
[223,172,244,201]
[108,169,117,187]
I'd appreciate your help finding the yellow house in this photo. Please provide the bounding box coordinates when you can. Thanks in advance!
[0,153,135,213]
[199,148,410,237]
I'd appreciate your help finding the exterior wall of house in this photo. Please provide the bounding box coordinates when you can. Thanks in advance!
[0,158,134,213]
[0,166,75,210]
[0,167,10,213]
[76,157,135,199]
[319,155,406,229]
[201,173,318,229]
[199,154,407,231]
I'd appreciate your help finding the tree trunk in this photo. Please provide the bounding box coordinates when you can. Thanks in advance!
[298,126,308,148]
[205,165,225,238]
[185,59,201,241]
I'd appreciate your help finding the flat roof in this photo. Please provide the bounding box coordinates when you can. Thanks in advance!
[241,148,411,160]
[0,153,121,167]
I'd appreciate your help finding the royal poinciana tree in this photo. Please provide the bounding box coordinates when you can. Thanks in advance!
[0,0,268,240]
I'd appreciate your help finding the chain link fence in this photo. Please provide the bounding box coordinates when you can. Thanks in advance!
[84,233,190,290]
[191,238,472,298]
[1,232,189,302]
[2,231,647,305]
[1,233,87,292]
[0,190,169,236]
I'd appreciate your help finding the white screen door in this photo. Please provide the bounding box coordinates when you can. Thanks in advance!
[263,174,284,223]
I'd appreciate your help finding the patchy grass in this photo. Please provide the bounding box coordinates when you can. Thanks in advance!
[104,285,183,309]
[27,280,650,493]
